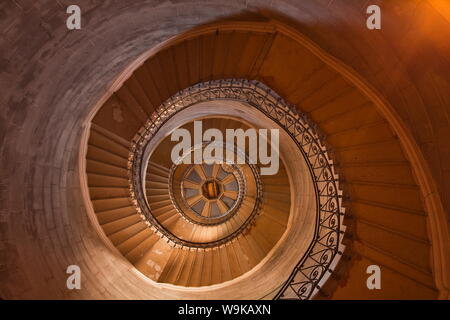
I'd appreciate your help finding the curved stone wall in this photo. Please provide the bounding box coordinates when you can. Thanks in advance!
[1,0,449,299]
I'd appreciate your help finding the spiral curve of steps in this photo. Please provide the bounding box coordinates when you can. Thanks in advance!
[1,3,448,300]
[79,20,444,300]
[86,76,344,294]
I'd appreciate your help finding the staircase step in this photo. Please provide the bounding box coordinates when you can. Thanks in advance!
[145,187,170,196]
[259,207,289,227]
[87,145,128,168]
[321,104,382,134]
[116,82,151,119]
[146,194,171,203]
[248,224,274,254]
[117,228,154,254]
[91,124,131,149]
[253,214,285,245]
[160,212,180,229]
[149,199,173,211]
[218,246,233,282]
[231,238,253,273]
[241,233,266,264]
[92,197,132,212]
[158,248,181,282]
[327,121,394,148]
[146,180,170,189]
[108,221,148,245]
[87,173,128,187]
[133,64,161,109]
[146,173,169,183]
[88,130,129,158]
[309,91,368,124]
[210,248,222,285]
[187,250,204,287]
[151,203,176,216]
[148,161,170,174]
[89,186,129,200]
[96,206,136,225]
[126,234,160,264]
[236,236,259,267]
[177,251,197,286]
[87,159,128,179]
[166,249,189,284]
[102,214,143,235]
[200,250,213,286]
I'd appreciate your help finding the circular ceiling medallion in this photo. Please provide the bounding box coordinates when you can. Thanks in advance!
[167,142,253,226]
[173,162,246,224]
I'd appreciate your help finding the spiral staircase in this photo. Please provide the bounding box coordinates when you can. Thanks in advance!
[78,23,441,299]
[1,1,450,300]
[87,115,291,287]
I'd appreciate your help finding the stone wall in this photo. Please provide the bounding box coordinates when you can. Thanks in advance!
[0,0,449,298]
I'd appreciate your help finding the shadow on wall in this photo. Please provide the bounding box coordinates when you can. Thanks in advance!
[1,0,449,300]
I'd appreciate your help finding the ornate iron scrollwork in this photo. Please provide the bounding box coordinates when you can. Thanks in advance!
[127,79,345,299]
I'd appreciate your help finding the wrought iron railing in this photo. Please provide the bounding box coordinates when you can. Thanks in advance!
[127,79,345,298]
[127,83,264,249]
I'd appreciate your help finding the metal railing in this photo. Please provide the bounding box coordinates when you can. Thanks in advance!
[127,79,345,299]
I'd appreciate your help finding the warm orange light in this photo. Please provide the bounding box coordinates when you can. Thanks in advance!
[429,0,450,22]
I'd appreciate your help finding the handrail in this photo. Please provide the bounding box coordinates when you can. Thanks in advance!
[127,79,345,299]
